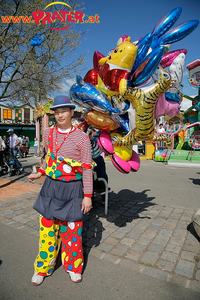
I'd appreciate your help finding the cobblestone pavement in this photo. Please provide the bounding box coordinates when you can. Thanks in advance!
[0,180,200,293]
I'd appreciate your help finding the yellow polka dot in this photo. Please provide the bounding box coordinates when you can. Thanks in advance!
[61,252,66,262]
[74,258,82,268]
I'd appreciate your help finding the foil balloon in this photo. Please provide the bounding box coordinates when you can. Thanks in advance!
[117,113,130,133]
[165,92,181,103]
[111,133,132,161]
[111,149,140,174]
[160,49,187,68]
[113,145,132,161]
[97,132,114,155]
[132,46,165,86]
[84,69,98,86]
[130,33,153,75]
[68,7,199,173]
[152,7,182,38]
[69,76,120,115]
[93,51,104,71]
[114,67,172,147]
[111,154,131,174]
[154,93,181,119]
[128,151,140,172]
[167,52,186,94]
[30,33,45,47]
[97,37,138,96]
[117,35,129,46]
[83,110,120,131]
[98,131,140,174]
[159,20,199,45]
[129,59,150,86]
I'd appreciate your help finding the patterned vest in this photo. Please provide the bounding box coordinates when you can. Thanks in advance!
[45,126,94,182]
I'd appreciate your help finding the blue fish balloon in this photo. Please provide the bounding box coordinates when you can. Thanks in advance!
[69,76,120,115]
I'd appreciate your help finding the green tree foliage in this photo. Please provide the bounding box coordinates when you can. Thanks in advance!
[0,0,85,106]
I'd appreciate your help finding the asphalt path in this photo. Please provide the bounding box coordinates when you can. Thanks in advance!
[106,159,200,209]
[0,223,200,300]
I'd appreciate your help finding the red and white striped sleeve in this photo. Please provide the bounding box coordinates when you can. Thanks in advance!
[77,131,93,196]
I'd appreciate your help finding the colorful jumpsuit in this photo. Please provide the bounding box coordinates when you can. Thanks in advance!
[33,126,93,276]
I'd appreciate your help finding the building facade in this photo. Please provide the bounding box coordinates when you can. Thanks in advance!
[0,103,35,146]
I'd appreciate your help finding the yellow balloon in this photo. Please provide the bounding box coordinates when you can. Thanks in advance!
[111,133,132,161]
[83,110,119,131]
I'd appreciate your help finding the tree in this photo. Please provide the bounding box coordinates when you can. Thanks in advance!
[0,0,85,106]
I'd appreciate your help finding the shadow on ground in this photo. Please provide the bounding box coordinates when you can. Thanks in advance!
[101,189,155,227]
[80,188,156,271]
[187,222,200,242]
[189,177,200,186]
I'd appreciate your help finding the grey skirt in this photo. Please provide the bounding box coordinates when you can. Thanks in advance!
[33,176,84,222]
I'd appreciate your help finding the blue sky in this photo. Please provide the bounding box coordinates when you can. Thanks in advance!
[63,0,200,98]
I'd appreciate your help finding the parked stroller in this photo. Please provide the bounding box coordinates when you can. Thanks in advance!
[0,149,22,176]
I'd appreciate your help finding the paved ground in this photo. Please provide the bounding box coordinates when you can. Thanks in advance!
[0,152,200,298]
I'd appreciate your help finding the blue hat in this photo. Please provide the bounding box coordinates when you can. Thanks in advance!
[50,95,76,110]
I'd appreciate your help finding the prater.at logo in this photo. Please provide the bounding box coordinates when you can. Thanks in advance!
[32,1,99,31]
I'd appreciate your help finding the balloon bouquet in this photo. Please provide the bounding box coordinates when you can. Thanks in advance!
[70,7,199,174]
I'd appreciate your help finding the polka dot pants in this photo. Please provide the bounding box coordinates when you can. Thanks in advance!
[34,216,84,276]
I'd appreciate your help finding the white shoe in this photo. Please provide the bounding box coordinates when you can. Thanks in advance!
[68,271,82,283]
[31,274,44,286]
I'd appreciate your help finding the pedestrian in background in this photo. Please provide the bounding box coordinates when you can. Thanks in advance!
[3,136,9,151]
[17,135,23,158]
[7,129,23,171]
[22,135,27,146]
[0,136,6,176]
[34,138,39,157]
[26,136,30,155]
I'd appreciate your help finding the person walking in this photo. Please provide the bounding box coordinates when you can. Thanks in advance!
[26,136,30,155]
[7,129,23,171]
[17,135,23,158]
[34,138,39,157]
[0,136,6,176]
[28,95,93,285]
[3,136,9,151]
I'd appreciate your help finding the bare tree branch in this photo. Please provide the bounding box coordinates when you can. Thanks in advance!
[0,0,86,106]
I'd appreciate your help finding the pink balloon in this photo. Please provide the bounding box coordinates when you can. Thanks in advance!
[128,151,140,172]
[160,49,187,68]
[154,94,180,119]
[97,132,114,155]
[111,154,131,174]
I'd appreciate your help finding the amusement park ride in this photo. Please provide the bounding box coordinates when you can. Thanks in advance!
[162,59,200,164]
